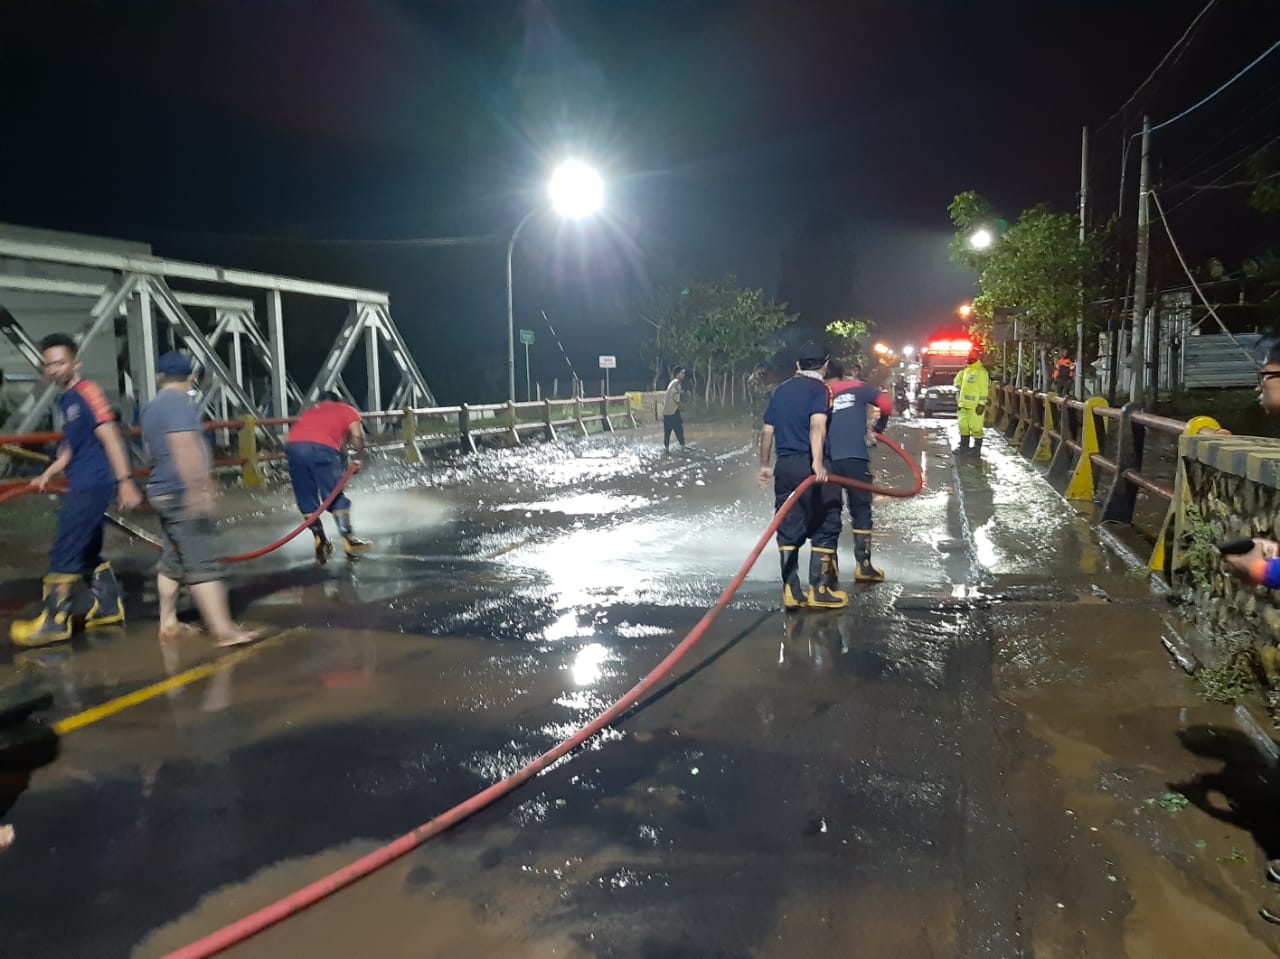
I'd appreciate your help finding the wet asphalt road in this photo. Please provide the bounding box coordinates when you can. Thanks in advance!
[2,416,1279,958]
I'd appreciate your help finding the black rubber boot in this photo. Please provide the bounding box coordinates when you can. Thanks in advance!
[780,548,807,610]
[955,434,971,456]
[972,436,984,457]
[807,549,848,608]
[334,510,372,555]
[85,562,125,628]
[852,533,885,583]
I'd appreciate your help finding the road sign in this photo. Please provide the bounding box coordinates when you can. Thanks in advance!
[519,329,535,345]
[598,355,617,369]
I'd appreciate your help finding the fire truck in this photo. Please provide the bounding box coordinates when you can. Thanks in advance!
[915,335,974,417]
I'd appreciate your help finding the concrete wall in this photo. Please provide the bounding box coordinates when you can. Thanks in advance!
[1178,434,1280,644]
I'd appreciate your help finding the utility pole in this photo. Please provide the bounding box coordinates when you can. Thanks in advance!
[1076,125,1088,400]
[1129,116,1151,405]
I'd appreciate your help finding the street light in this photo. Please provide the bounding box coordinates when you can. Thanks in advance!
[872,341,889,355]
[968,228,994,251]
[902,344,915,357]
[506,159,605,406]
[958,301,973,319]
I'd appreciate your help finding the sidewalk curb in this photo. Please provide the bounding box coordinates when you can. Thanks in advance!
[1234,703,1280,765]
[1159,614,1280,767]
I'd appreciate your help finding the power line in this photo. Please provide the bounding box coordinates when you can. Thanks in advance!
[1158,77,1280,182]
[1186,171,1280,191]
[1100,0,1218,131]
[1150,188,1260,360]
[1136,40,1280,139]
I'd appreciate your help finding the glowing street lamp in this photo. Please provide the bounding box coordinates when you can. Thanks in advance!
[968,228,994,251]
[872,341,889,355]
[958,302,973,319]
[507,159,605,405]
[902,345,915,357]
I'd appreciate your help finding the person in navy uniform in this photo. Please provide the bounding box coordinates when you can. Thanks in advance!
[825,367,894,582]
[11,333,141,646]
[758,342,847,610]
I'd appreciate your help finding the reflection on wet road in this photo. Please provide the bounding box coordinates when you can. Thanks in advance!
[1,418,1277,958]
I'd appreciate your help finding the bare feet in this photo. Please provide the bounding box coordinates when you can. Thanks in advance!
[158,622,204,642]
[214,626,262,649]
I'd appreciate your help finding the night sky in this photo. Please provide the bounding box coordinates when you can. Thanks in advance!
[2,0,1278,401]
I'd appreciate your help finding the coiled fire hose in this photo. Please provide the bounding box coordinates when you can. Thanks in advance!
[160,434,924,958]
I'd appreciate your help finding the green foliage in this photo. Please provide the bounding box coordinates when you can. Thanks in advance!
[948,192,1106,352]
[630,277,794,388]
[825,317,873,371]
[1181,504,1219,592]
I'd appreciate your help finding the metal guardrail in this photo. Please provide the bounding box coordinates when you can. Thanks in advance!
[987,385,1224,574]
[0,394,642,492]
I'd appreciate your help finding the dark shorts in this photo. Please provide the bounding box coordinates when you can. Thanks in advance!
[150,492,226,585]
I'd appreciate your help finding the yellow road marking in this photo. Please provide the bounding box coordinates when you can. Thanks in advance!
[52,629,296,736]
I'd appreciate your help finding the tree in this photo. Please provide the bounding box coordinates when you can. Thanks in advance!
[948,191,1105,352]
[825,317,873,373]
[628,277,794,402]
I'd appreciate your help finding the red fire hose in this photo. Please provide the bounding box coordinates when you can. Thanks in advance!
[0,465,360,564]
[161,435,924,959]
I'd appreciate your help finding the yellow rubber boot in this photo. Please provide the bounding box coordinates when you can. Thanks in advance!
[10,574,78,646]
[334,510,372,555]
[780,547,808,610]
[85,562,125,628]
[852,532,885,583]
[807,549,848,608]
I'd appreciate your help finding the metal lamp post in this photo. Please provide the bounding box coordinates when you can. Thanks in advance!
[505,159,604,407]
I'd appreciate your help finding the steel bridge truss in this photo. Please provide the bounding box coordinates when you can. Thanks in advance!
[0,236,435,434]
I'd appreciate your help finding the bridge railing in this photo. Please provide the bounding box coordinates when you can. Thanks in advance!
[0,393,642,491]
[987,385,1225,574]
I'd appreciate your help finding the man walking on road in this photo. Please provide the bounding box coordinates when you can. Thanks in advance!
[286,391,372,563]
[141,352,257,648]
[954,346,990,458]
[826,367,894,582]
[10,334,142,646]
[663,366,687,452]
[758,342,846,610]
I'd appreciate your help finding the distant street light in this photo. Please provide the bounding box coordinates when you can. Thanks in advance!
[507,159,605,406]
[902,345,915,357]
[872,341,889,355]
[958,302,973,319]
[968,228,994,251]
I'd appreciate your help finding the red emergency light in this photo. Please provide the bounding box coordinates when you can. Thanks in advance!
[925,338,973,354]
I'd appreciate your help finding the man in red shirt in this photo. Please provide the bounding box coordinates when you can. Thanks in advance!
[285,392,371,562]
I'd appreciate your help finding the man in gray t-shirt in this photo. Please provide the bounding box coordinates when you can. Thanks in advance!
[140,352,258,648]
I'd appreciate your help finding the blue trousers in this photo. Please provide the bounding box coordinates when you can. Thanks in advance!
[48,484,113,575]
[286,442,350,515]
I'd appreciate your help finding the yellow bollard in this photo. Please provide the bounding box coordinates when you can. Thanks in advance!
[238,415,262,488]
[1064,397,1106,501]
[401,408,422,464]
[1033,392,1055,462]
[1153,413,1224,575]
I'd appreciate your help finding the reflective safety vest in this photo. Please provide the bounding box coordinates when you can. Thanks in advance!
[954,361,989,409]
